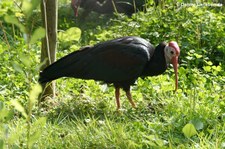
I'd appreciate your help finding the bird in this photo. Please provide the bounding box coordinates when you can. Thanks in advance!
[39,36,180,110]
[71,0,146,17]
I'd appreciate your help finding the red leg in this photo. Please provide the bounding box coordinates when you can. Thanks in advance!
[115,87,120,110]
[126,91,136,108]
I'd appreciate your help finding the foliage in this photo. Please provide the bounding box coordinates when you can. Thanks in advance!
[1,0,45,148]
[0,0,225,148]
[76,4,225,72]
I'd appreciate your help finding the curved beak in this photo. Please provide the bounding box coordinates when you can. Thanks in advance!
[171,56,179,91]
[169,41,180,91]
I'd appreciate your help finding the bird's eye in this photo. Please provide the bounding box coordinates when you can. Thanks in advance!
[170,50,174,55]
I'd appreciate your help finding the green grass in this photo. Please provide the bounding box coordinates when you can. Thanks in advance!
[2,72,224,148]
[0,0,225,148]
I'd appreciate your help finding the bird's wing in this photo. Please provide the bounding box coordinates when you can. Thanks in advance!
[39,36,154,83]
[39,46,92,83]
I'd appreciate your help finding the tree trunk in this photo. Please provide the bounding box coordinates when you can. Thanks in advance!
[40,0,58,101]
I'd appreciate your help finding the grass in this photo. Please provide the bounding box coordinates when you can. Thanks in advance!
[3,72,224,148]
[0,0,225,148]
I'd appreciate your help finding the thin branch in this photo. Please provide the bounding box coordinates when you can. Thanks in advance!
[0,21,10,48]
[13,0,23,12]
[42,0,52,64]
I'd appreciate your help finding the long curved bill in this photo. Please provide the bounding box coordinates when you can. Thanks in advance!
[169,41,180,91]
[171,56,178,91]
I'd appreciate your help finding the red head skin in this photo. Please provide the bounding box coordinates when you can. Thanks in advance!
[168,41,180,91]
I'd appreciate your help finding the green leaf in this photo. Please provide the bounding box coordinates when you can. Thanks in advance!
[0,101,3,111]
[186,56,193,60]
[28,131,42,148]
[203,66,211,72]
[4,15,18,24]
[212,65,222,72]
[0,139,4,149]
[204,60,213,66]
[182,123,197,138]
[22,0,40,18]
[221,142,225,148]
[0,45,3,54]
[29,84,42,107]
[28,117,47,149]
[4,15,25,33]
[10,100,27,118]
[20,54,31,67]
[194,53,202,59]
[12,62,23,73]
[58,27,81,42]
[33,117,47,127]
[22,0,32,16]
[190,118,204,130]
[30,27,45,44]
[0,108,11,121]
[187,7,196,12]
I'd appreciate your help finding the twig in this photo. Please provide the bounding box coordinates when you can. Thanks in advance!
[42,0,52,64]
[0,21,10,48]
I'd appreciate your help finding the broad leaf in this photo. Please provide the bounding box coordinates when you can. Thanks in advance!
[182,123,197,138]
[190,118,204,130]
[30,27,45,44]
[58,27,81,42]
[4,15,25,33]
[29,84,42,108]
[22,0,40,18]
[10,100,27,118]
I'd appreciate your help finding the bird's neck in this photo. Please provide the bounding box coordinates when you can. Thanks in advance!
[164,45,171,64]
[141,47,167,77]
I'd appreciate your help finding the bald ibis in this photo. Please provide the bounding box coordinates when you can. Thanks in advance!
[71,0,146,17]
[39,36,180,109]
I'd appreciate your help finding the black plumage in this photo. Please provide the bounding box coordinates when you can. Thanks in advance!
[39,36,180,109]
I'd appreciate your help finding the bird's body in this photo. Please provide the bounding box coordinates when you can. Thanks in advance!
[71,0,146,17]
[39,36,180,109]
[40,37,164,89]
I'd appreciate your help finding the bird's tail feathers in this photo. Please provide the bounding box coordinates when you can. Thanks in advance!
[38,46,92,84]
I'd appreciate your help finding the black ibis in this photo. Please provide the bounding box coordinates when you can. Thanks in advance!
[71,0,146,17]
[39,36,180,110]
